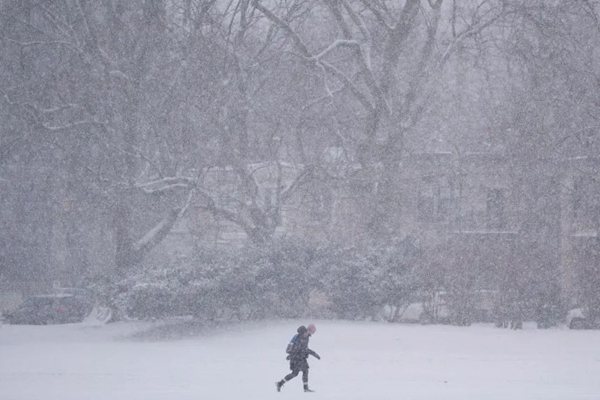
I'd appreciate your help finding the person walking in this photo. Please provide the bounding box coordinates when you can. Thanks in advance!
[276,323,320,393]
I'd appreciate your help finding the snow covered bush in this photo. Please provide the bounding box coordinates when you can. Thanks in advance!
[318,238,425,321]
[91,239,320,321]
[369,238,423,322]
[89,237,447,324]
[320,245,383,320]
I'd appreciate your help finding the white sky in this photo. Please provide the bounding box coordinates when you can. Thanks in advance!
[1,319,599,400]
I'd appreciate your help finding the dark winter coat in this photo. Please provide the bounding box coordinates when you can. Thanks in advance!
[286,325,320,370]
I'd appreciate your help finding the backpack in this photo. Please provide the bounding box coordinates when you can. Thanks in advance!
[286,333,299,354]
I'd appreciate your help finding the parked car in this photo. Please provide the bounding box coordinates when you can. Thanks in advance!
[4,292,93,325]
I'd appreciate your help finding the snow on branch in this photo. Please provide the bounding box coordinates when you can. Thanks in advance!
[194,187,255,232]
[133,207,181,255]
[176,188,196,220]
[316,62,335,98]
[253,0,378,115]
[326,1,384,111]
[4,38,87,59]
[37,104,80,114]
[132,185,198,257]
[41,119,106,132]
[3,90,82,124]
[310,39,360,61]
[135,176,196,193]
[280,164,314,204]
[320,60,375,114]
[302,84,346,110]
[36,3,79,39]
[339,2,378,77]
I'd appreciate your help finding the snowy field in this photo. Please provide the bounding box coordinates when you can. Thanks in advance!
[1,319,600,400]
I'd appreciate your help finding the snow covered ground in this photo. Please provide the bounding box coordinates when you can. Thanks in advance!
[1,319,599,400]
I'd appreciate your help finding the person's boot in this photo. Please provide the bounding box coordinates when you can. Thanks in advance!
[276,380,285,392]
[303,383,315,392]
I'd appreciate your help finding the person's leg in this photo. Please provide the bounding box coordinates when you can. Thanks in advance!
[284,369,300,381]
[302,366,313,392]
[276,368,299,391]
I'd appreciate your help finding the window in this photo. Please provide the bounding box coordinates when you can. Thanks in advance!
[573,175,595,219]
[259,187,277,211]
[417,176,455,222]
[217,188,240,212]
[259,187,281,226]
[486,188,506,229]
[309,187,333,222]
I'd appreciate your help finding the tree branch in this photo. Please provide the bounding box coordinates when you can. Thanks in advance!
[437,3,506,69]
[133,206,182,257]
[280,164,314,203]
[253,0,378,115]
[251,0,311,57]
[359,0,393,31]
[319,60,375,114]
[135,176,196,192]
[310,39,360,61]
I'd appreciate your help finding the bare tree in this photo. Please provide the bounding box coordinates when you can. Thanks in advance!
[0,0,329,291]
[250,0,508,238]
[0,0,201,275]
